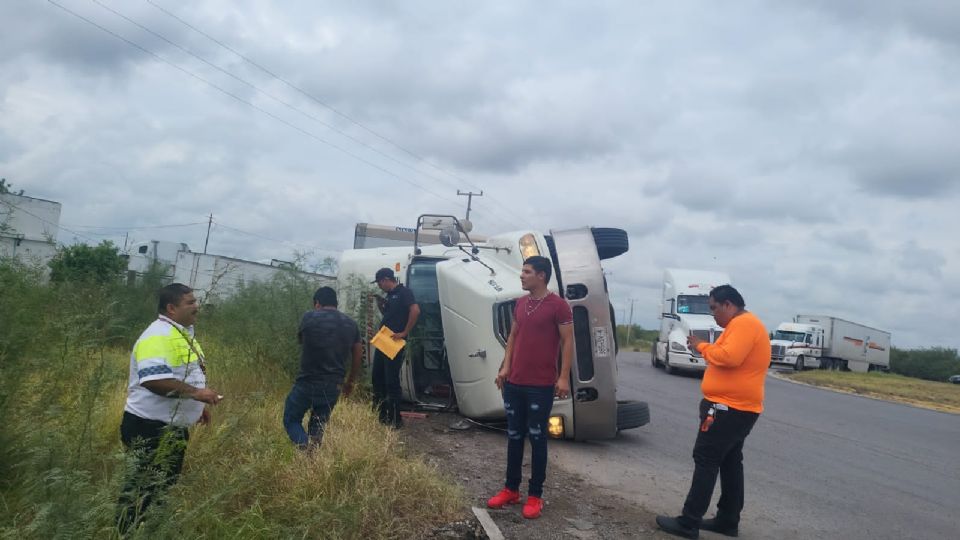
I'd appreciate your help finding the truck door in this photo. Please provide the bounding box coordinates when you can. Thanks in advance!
[434,258,511,420]
[549,228,618,440]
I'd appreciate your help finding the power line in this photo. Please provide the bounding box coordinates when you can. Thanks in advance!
[64,221,207,230]
[89,0,523,227]
[0,197,101,244]
[48,0,466,212]
[211,220,343,255]
[143,0,534,228]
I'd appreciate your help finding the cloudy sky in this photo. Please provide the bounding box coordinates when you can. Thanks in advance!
[2,0,959,348]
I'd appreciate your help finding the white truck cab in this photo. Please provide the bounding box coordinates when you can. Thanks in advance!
[770,322,825,370]
[651,269,731,374]
[337,215,649,440]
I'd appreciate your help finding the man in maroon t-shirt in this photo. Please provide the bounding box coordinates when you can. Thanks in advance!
[487,255,574,519]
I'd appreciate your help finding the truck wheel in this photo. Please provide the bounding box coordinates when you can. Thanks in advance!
[664,351,675,374]
[796,356,805,371]
[651,342,659,367]
[617,400,651,430]
[591,228,629,260]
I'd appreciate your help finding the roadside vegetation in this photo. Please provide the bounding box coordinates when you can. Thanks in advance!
[615,325,658,353]
[0,252,462,539]
[784,370,960,414]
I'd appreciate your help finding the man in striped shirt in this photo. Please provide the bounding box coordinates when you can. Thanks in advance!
[657,284,771,539]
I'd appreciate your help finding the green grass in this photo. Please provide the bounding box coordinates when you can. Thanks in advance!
[784,370,960,413]
[0,261,463,539]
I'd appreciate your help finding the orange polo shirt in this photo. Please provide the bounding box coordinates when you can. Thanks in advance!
[695,311,771,413]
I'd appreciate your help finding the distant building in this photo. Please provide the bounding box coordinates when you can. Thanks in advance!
[0,193,61,268]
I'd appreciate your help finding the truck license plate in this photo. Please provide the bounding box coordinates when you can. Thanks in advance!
[593,327,610,358]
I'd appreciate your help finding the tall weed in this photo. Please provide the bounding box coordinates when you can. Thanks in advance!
[0,262,462,539]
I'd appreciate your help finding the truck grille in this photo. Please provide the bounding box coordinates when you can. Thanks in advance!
[691,329,721,357]
[772,344,785,361]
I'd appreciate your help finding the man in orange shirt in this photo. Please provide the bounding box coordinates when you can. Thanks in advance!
[657,285,771,539]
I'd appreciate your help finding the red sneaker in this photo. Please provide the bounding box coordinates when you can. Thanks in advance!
[522,495,544,519]
[487,488,521,509]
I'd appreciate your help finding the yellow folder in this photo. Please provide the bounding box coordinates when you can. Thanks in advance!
[371,326,406,360]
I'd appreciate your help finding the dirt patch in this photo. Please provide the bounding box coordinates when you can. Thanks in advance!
[402,411,674,539]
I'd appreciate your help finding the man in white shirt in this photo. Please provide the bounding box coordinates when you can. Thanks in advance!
[116,283,222,534]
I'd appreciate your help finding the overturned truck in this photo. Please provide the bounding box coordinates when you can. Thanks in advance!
[338,215,649,440]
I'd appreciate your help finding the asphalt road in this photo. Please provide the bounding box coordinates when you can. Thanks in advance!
[550,351,960,540]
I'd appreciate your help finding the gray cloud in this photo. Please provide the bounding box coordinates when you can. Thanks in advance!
[3,0,960,348]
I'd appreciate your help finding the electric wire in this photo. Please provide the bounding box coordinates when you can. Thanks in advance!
[0,197,101,244]
[89,0,517,227]
[47,0,466,213]
[142,0,534,228]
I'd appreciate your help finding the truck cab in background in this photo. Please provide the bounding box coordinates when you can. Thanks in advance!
[651,269,731,375]
[770,322,825,370]
[337,215,650,440]
[771,315,890,372]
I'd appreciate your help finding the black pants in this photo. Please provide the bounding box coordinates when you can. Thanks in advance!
[680,398,759,528]
[371,347,405,425]
[116,411,189,534]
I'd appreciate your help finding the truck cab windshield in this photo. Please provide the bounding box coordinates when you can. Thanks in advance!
[676,295,711,315]
[773,330,807,342]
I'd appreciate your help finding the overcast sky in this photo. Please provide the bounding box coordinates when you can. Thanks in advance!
[2,0,959,348]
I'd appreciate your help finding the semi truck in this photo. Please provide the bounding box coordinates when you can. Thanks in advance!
[337,214,650,440]
[651,269,731,375]
[770,315,890,372]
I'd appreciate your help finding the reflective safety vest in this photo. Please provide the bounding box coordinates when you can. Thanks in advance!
[124,315,207,426]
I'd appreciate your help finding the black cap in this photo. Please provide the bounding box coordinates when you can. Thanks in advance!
[372,267,396,283]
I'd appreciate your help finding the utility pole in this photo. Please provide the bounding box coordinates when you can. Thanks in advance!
[626,298,636,345]
[456,190,483,220]
[203,213,213,254]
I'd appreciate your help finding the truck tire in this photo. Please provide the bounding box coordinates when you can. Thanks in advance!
[651,341,660,367]
[591,228,629,260]
[664,351,676,374]
[617,400,650,430]
[796,356,805,371]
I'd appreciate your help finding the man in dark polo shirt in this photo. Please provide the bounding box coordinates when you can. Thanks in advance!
[487,255,573,520]
[372,267,420,428]
[282,286,362,448]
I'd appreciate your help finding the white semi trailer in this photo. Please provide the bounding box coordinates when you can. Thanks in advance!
[127,240,333,303]
[770,315,890,372]
[337,214,650,440]
[651,269,731,375]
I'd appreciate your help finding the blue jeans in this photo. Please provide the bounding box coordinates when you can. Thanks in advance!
[502,382,555,497]
[283,381,340,447]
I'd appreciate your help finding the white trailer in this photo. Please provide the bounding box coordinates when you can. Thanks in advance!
[126,240,333,302]
[771,315,890,372]
[651,269,731,375]
[173,251,333,303]
[338,215,649,440]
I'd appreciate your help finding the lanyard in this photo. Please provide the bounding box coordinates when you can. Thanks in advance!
[161,319,207,375]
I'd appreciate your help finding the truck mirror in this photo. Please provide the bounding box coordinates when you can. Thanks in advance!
[438,226,461,247]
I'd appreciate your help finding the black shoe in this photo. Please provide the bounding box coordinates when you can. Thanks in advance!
[700,518,739,537]
[656,515,698,539]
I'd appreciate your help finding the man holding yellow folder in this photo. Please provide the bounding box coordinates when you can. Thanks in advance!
[372,267,420,428]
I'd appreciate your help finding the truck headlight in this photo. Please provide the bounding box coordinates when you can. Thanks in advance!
[670,341,687,352]
[548,416,564,438]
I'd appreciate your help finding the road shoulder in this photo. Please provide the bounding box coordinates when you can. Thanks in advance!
[402,411,671,539]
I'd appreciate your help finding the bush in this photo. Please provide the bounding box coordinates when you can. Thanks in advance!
[890,347,960,382]
[0,262,463,539]
[48,241,128,284]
